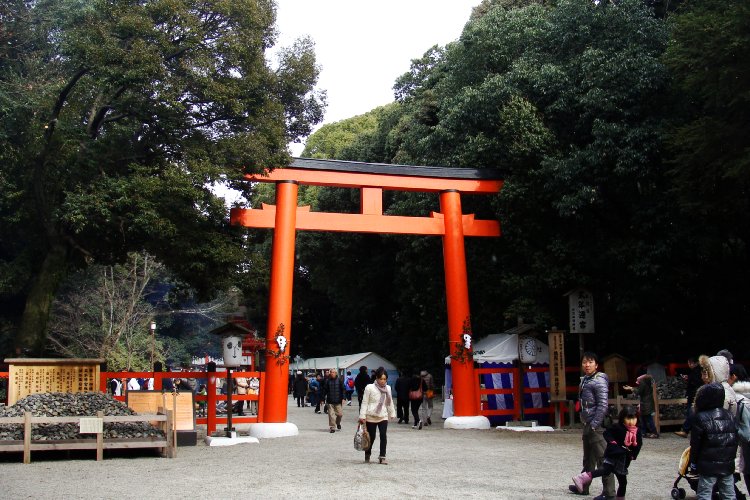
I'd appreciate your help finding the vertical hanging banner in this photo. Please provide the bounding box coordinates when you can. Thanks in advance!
[548,331,566,402]
[567,288,595,334]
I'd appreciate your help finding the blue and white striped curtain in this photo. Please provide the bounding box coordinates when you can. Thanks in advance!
[482,363,550,413]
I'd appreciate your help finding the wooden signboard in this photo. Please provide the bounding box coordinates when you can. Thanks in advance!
[126,391,195,431]
[547,331,567,402]
[4,358,103,405]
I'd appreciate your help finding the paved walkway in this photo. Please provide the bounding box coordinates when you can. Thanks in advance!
[1,397,711,499]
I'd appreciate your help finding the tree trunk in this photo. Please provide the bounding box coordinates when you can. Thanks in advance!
[16,241,69,355]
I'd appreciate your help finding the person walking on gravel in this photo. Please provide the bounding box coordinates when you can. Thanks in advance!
[354,365,370,407]
[358,366,396,464]
[322,368,345,433]
[420,370,436,426]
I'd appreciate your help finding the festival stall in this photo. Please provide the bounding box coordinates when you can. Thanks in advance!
[290,352,398,390]
[444,325,552,425]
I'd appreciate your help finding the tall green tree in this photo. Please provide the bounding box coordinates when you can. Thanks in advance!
[661,0,750,338]
[47,252,160,370]
[301,106,388,159]
[390,0,673,351]
[294,0,676,365]
[0,0,324,354]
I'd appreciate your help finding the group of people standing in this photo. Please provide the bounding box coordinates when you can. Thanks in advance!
[568,349,750,500]
[686,351,749,499]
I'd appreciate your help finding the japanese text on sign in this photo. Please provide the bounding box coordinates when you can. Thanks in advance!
[568,288,595,334]
[548,331,566,402]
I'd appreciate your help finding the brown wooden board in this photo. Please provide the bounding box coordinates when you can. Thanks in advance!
[4,358,103,405]
[548,331,567,402]
[126,391,194,431]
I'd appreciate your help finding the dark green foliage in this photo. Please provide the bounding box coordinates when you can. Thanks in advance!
[0,0,324,354]
[258,0,749,369]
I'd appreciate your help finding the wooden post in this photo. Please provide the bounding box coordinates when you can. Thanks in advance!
[96,410,104,461]
[568,400,576,426]
[23,411,31,464]
[440,190,479,416]
[172,392,177,457]
[207,369,217,434]
[653,383,661,435]
[263,180,298,423]
[257,373,264,423]
[166,409,175,458]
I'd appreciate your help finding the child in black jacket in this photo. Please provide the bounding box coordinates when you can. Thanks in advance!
[572,406,643,499]
[689,382,738,500]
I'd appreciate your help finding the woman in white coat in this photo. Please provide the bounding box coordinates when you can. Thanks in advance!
[358,366,396,464]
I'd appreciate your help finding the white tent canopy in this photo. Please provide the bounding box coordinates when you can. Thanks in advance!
[290,352,397,373]
[444,333,550,365]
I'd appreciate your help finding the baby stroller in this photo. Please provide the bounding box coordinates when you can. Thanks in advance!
[671,446,746,500]
[671,447,698,499]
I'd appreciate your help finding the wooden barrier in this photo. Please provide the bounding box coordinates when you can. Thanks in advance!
[99,370,264,435]
[0,409,175,463]
[606,394,687,434]
[475,365,556,423]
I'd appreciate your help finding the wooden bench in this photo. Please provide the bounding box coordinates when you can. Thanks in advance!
[0,409,175,463]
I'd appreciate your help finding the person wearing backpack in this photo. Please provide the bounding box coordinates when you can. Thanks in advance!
[343,370,355,406]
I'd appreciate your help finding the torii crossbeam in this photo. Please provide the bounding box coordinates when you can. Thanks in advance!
[230,158,504,432]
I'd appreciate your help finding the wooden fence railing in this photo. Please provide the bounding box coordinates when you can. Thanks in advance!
[0,410,175,463]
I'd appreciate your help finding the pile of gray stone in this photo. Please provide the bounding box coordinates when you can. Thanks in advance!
[0,392,166,441]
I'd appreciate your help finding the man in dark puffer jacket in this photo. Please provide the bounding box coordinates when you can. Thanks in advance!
[568,352,615,499]
[690,382,738,499]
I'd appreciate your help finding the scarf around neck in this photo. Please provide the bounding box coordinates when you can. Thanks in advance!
[374,382,392,414]
[624,424,638,447]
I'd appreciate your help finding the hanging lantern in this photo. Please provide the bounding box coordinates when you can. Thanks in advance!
[222,334,243,368]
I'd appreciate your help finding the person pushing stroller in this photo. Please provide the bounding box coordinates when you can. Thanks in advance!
[572,406,643,499]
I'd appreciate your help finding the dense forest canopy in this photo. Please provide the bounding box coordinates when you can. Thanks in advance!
[0,0,324,355]
[2,0,749,376]
[283,0,750,373]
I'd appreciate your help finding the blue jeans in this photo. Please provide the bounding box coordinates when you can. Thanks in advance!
[697,474,735,500]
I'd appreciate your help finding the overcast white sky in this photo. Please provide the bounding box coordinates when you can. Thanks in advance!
[273,0,480,155]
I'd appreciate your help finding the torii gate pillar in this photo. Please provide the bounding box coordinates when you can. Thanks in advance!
[264,181,298,423]
[441,190,479,416]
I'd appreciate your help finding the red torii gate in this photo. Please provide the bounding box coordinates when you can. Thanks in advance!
[230,158,503,430]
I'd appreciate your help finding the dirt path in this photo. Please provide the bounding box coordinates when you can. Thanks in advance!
[0,397,709,499]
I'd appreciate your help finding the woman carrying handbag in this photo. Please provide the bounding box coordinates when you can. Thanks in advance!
[409,370,427,429]
[358,366,396,464]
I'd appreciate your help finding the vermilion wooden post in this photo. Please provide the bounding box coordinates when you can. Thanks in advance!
[263,180,298,423]
[207,370,217,434]
[440,190,479,416]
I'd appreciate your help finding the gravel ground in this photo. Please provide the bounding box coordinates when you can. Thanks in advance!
[0,397,727,499]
